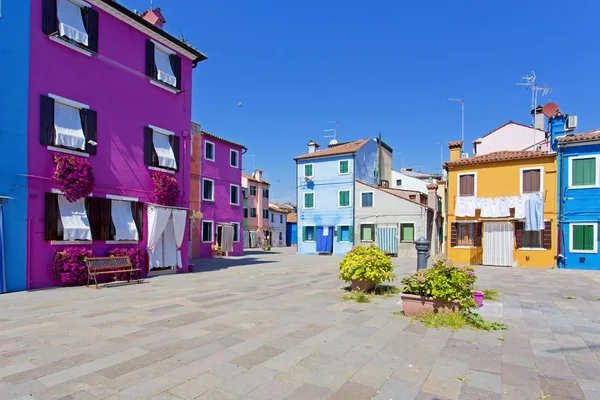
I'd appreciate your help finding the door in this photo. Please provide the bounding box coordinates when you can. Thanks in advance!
[377,226,398,255]
[216,226,223,247]
[316,226,333,253]
[483,222,513,266]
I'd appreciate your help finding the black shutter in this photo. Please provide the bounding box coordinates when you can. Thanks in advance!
[42,0,58,35]
[144,127,155,166]
[40,95,55,146]
[170,135,180,171]
[44,193,60,241]
[83,7,99,53]
[542,223,552,250]
[450,222,458,247]
[474,223,482,247]
[145,40,156,79]
[515,222,524,249]
[132,202,144,241]
[170,54,182,91]
[82,109,97,155]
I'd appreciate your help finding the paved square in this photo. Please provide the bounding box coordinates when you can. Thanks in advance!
[1,248,599,399]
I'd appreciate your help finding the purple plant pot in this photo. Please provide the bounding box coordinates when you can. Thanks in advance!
[473,291,484,308]
[188,264,194,273]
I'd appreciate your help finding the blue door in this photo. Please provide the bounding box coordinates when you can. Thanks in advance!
[316,226,333,253]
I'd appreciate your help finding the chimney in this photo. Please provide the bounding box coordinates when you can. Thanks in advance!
[142,8,166,29]
[426,183,439,211]
[307,140,320,154]
[549,114,567,151]
[405,168,413,172]
[531,105,545,130]
[252,169,263,182]
[448,140,463,162]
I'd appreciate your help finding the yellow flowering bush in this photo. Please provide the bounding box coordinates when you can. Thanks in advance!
[339,245,396,284]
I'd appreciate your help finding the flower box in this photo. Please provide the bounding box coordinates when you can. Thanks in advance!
[400,293,460,317]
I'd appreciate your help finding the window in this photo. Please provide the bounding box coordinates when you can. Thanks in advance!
[244,207,248,218]
[571,224,597,253]
[204,141,215,161]
[250,208,257,218]
[458,173,475,197]
[457,223,475,246]
[145,40,182,90]
[279,232,283,241]
[360,224,375,241]
[230,150,239,168]
[202,221,214,243]
[570,157,598,187]
[143,126,179,171]
[230,185,240,205]
[522,168,542,194]
[43,0,99,53]
[339,160,349,174]
[400,223,415,242]
[231,222,240,242]
[280,215,283,224]
[263,209,269,219]
[249,185,257,196]
[304,164,313,177]
[242,188,247,199]
[40,95,97,155]
[271,213,274,223]
[409,195,416,201]
[361,192,374,207]
[338,225,351,242]
[523,231,542,248]
[263,188,269,199]
[396,179,402,186]
[338,190,351,207]
[304,192,315,209]
[303,226,315,241]
[202,179,214,201]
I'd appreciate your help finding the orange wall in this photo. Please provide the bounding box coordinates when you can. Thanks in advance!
[190,134,202,258]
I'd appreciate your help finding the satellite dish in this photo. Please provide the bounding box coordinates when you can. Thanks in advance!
[542,102,560,117]
[329,139,338,146]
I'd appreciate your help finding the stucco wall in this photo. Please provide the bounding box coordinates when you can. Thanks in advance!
[242,177,269,233]
[269,211,286,247]
[355,140,378,184]
[474,123,548,156]
[0,0,30,292]
[390,170,428,194]
[27,2,194,289]
[190,132,202,259]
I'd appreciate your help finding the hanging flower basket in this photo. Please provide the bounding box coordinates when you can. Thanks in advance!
[53,154,94,202]
[151,172,180,206]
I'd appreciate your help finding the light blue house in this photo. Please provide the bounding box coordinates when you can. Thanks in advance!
[0,1,31,292]
[553,115,600,270]
[294,139,379,255]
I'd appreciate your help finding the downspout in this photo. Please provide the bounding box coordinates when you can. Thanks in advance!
[557,143,565,268]
[377,133,382,185]
[295,159,299,252]
[352,154,356,246]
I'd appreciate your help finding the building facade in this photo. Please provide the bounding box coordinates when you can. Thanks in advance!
[195,131,245,257]
[295,139,379,255]
[268,203,290,247]
[242,170,270,248]
[445,141,557,268]
[472,120,547,156]
[190,122,203,259]
[23,2,205,290]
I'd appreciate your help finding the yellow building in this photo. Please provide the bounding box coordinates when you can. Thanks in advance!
[444,141,557,268]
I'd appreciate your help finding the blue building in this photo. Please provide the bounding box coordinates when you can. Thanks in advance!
[294,139,379,255]
[0,1,31,292]
[553,115,600,270]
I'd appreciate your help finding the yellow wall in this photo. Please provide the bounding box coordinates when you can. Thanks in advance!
[446,156,557,268]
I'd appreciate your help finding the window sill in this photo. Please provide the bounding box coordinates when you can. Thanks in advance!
[148,79,179,94]
[304,240,315,243]
[570,249,598,254]
[47,146,89,157]
[148,166,175,174]
[51,241,93,245]
[230,164,239,168]
[361,240,374,243]
[48,36,92,57]
[518,247,548,251]
[202,198,215,202]
[338,206,351,209]
[567,185,600,190]
[204,157,215,162]
[106,240,138,245]
[230,203,241,206]
[454,245,477,249]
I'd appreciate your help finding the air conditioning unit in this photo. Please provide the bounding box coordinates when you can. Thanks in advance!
[461,152,469,159]
[566,115,578,131]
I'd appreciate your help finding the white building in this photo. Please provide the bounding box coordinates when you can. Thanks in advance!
[268,203,289,247]
[391,168,443,194]
[472,120,547,156]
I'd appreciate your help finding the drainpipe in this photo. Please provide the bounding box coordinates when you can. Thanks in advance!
[557,143,565,268]
[295,160,298,253]
[352,154,356,246]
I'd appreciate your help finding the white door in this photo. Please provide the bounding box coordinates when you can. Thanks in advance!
[483,222,513,267]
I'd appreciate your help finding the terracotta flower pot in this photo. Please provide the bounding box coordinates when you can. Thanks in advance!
[400,293,460,316]
[351,279,376,292]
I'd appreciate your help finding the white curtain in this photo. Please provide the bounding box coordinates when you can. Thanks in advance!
[152,132,177,169]
[154,48,177,87]
[58,195,91,241]
[111,201,139,241]
[162,218,178,268]
[172,209,187,267]
[483,222,514,267]
[147,206,171,269]
[54,102,85,150]
[221,225,234,253]
[57,0,89,45]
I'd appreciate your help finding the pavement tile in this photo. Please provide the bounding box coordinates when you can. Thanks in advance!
[242,379,298,400]
[500,363,538,388]
[275,364,316,386]
[459,385,502,400]
[284,383,332,400]
[429,358,468,380]
[196,388,239,400]
[373,379,420,400]
[420,376,462,400]
[501,383,541,400]
[534,355,577,380]
[169,373,225,399]
[232,345,283,369]
[330,380,377,400]
[218,366,278,397]
[538,376,586,400]
[465,369,502,394]
[209,363,248,380]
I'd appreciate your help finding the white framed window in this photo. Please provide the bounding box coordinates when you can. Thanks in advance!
[457,172,477,197]
[338,190,351,208]
[338,160,350,175]
[202,220,214,243]
[304,163,314,178]
[303,225,316,242]
[520,167,543,194]
[58,195,92,241]
[250,208,257,218]
[154,44,177,88]
[569,223,598,253]
[204,140,215,161]
[249,185,257,196]
[304,192,315,209]
[230,184,240,205]
[568,155,600,189]
[231,222,240,242]
[57,0,89,46]
[230,149,239,168]
[150,125,177,170]
[522,230,542,249]
[202,178,214,201]
[360,224,375,242]
[360,191,374,207]
[111,200,139,241]
[400,223,415,242]
[50,94,89,152]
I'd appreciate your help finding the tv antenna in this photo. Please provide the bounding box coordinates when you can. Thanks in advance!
[516,71,552,128]
[324,121,339,145]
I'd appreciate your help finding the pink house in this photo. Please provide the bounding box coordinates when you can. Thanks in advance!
[26,1,205,289]
[242,171,270,247]
[193,130,246,258]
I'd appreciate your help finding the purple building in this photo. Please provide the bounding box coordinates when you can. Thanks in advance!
[24,2,205,289]
[193,130,246,257]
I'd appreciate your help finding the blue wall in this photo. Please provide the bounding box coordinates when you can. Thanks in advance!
[559,143,600,270]
[355,140,378,184]
[286,223,297,246]
[0,1,31,292]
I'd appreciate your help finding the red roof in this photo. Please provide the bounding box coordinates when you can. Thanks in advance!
[444,150,553,168]
[357,181,431,210]
[557,129,600,144]
[448,140,463,149]
[294,139,371,160]
[202,131,247,151]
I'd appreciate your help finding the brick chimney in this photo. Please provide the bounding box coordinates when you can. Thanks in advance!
[448,140,463,162]
[252,169,263,182]
[426,183,439,211]
[307,140,320,154]
[142,8,166,29]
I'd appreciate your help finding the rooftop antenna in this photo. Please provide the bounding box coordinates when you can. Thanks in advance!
[516,71,552,127]
[324,121,339,145]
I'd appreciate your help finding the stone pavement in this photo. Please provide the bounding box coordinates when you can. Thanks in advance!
[0,248,599,400]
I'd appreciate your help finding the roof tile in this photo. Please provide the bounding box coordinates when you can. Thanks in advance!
[201,131,247,150]
[444,150,553,167]
[294,139,371,160]
[557,129,600,144]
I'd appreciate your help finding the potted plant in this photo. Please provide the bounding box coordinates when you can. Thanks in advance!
[400,259,477,316]
[339,245,396,291]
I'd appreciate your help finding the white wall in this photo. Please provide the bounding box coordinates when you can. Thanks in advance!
[474,123,548,155]
[269,210,287,247]
[390,170,428,194]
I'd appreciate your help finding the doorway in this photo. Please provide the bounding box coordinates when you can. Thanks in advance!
[316,226,333,254]
[483,222,514,266]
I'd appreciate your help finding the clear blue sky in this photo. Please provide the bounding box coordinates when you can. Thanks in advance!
[124,0,600,202]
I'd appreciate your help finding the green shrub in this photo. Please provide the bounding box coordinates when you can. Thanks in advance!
[340,291,372,303]
[401,258,477,309]
[338,245,395,285]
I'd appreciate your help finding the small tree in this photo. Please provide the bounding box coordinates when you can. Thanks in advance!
[339,245,395,285]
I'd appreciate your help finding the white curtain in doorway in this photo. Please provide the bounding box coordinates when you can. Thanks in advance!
[221,225,234,253]
[147,206,171,269]
[172,209,187,267]
[162,218,177,268]
[483,222,514,267]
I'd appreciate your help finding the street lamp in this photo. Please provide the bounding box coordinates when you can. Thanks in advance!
[447,98,465,144]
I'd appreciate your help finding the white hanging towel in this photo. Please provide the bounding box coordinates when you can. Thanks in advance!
[498,198,511,217]
[54,102,86,150]
[480,198,492,218]
[455,197,467,217]
[154,48,177,87]
[464,197,477,217]
[111,201,139,241]
[525,193,545,231]
[514,195,527,219]
[57,0,89,45]
[58,195,92,241]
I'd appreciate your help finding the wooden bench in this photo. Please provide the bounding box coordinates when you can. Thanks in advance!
[86,256,140,289]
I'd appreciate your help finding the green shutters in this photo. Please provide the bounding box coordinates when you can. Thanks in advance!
[572,224,595,251]
[339,190,350,207]
[336,226,341,242]
[401,223,415,242]
[304,164,313,177]
[304,193,314,208]
[360,224,374,241]
[302,226,307,241]
[572,158,597,187]
[339,160,349,174]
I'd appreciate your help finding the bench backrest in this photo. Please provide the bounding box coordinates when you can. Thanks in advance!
[86,256,132,272]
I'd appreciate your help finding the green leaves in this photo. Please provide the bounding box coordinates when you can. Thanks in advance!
[339,245,395,285]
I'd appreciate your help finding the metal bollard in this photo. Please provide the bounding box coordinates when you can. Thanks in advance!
[415,236,430,271]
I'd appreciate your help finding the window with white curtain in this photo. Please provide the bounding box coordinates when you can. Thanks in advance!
[154,47,177,87]
[57,0,89,46]
[57,195,91,241]
[152,131,177,169]
[54,102,86,150]
[111,200,139,241]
